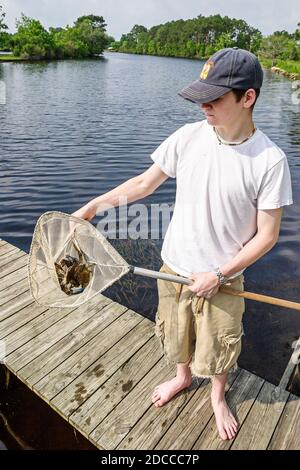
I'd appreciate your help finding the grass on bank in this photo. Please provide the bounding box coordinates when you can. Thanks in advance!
[0,54,24,61]
[260,58,300,77]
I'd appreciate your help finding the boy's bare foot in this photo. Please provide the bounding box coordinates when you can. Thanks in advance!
[211,395,238,440]
[151,375,192,407]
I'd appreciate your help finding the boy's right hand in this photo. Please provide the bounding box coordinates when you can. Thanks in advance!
[72,204,95,221]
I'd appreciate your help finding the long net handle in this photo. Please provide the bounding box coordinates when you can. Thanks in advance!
[131,266,191,285]
[131,266,300,312]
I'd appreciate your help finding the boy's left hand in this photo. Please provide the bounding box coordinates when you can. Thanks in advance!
[188,271,220,298]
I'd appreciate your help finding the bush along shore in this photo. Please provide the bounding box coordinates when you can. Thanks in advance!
[0,9,114,60]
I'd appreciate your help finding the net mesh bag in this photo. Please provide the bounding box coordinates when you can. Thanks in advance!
[28,211,130,308]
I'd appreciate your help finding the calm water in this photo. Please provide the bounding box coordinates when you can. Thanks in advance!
[0,52,300,386]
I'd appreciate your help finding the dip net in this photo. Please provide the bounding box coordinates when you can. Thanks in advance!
[28,211,130,308]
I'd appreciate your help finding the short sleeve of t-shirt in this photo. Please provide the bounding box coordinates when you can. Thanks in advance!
[150,126,184,178]
[257,157,293,209]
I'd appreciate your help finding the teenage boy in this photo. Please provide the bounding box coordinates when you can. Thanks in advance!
[73,48,293,440]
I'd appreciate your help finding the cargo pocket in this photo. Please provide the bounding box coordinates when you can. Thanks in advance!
[216,329,244,374]
[155,264,175,360]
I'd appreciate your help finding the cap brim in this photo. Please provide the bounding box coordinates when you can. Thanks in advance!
[178,80,231,104]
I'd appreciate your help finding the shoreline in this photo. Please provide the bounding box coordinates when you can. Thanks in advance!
[270,66,299,81]
[0,54,106,63]
[109,50,300,80]
[1,50,300,80]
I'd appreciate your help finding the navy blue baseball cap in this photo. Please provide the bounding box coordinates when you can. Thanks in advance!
[179,47,263,104]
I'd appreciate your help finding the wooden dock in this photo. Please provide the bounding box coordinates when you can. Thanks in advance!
[0,238,300,450]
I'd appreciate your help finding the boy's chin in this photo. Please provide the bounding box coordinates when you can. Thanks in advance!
[205,115,217,126]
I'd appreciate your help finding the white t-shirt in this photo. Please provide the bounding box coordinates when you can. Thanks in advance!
[151,120,293,277]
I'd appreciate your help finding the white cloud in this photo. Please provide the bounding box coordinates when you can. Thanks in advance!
[1,0,299,39]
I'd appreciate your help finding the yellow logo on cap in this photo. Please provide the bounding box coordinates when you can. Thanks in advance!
[200,60,214,80]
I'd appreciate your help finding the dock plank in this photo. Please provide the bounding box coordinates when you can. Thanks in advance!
[0,243,22,258]
[0,277,31,306]
[90,359,175,449]
[119,380,202,450]
[0,265,28,291]
[230,382,289,450]
[0,290,34,323]
[50,317,153,417]
[268,393,300,450]
[18,298,116,383]
[0,253,28,280]
[33,304,136,401]
[0,248,25,268]
[69,336,162,437]
[0,251,27,274]
[6,294,112,371]
[0,298,48,339]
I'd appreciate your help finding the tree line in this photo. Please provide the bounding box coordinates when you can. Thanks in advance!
[111,15,300,64]
[0,7,113,59]
[0,6,299,65]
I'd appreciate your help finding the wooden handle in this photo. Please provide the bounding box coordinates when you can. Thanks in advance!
[220,286,300,312]
[131,266,300,312]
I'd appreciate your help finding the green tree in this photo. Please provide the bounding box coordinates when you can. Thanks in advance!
[12,14,54,59]
[52,16,110,58]
[130,24,147,42]
[0,4,9,49]
[215,32,235,50]
[290,45,299,60]
[273,30,291,37]
[259,33,299,64]
[249,31,263,53]
[114,14,263,59]
[2,11,111,60]
[148,39,157,55]
[186,39,196,57]
[51,27,89,59]
[74,15,107,32]
[72,16,109,55]
[294,22,300,40]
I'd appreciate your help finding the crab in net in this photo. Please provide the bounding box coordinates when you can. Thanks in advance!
[54,240,92,295]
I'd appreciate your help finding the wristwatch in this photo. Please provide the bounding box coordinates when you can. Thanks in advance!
[213,267,229,286]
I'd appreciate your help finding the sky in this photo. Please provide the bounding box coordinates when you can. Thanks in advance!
[1,0,299,40]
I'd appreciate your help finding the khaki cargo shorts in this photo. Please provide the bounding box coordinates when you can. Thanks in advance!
[155,263,245,378]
